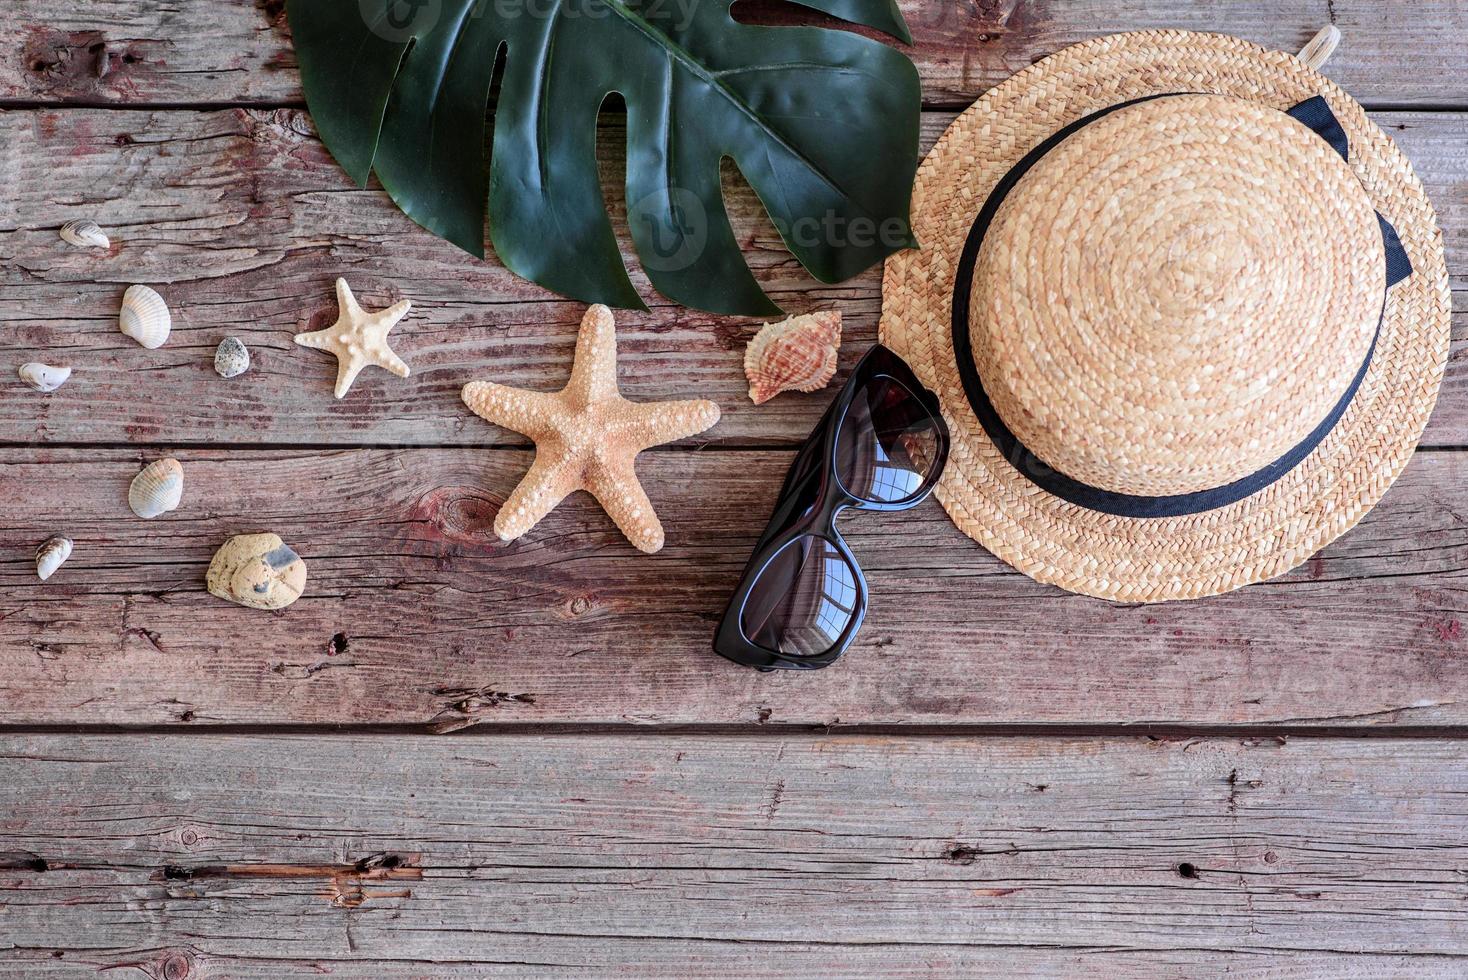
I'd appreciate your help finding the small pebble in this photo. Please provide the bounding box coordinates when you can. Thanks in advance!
[214,337,250,378]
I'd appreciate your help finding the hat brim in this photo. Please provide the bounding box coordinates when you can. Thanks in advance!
[879,30,1450,602]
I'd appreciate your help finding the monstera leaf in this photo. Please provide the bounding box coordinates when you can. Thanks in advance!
[286,0,920,315]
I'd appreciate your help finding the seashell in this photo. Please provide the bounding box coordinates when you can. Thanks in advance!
[35,536,73,581]
[118,284,171,349]
[214,337,250,378]
[744,310,842,405]
[60,219,110,249]
[18,362,72,393]
[206,532,307,610]
[128,457,184,519]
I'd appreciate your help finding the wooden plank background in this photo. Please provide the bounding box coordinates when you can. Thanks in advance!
[2,0,1466,974]
[3,447,1468,727]
[2,1,1466,108]
[2,733,1467,976]
[0,108,1464,448]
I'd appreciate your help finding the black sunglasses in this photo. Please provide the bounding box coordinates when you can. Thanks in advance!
[713,345,950,670]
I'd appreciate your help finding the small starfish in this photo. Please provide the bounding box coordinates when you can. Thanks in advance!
[462,305,721,553]
[294,277,412,398]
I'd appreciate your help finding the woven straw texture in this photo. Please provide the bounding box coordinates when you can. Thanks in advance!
[879,30,1451,602]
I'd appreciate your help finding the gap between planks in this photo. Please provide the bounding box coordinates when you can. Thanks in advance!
[2,722,1468,739]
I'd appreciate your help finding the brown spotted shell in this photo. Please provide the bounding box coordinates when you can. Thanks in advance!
[744,310,842,405]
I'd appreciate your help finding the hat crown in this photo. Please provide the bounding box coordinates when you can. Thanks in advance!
[970,95,1384,497]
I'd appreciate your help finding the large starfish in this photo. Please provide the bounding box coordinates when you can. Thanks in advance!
[294,278,412,398]
[462,305,721,553]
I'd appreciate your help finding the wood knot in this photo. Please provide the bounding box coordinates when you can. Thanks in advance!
[23,27,104,77]
[429,686,538,733]
[411,486,500,548]
[158,951,194,980]
[21,27,154,97]
[943,844,980,865]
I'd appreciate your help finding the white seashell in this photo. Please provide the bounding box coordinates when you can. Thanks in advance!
[214,337,251,378]
[60,219,110,249]
[744,310,842,405]
[118,285,171,349]
[128,458,184,519]
[35,536,73,581]
[207,533,307,610]
[18,362,72,393]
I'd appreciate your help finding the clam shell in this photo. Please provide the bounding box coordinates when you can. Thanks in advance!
[60,219,110,249]
[128,458,184,519]
[207,532,307,610]
[744,310,842,405]
[35,536,73,581]
[18,362,72,393]
[119,285,171,349]
[214,337,250,378]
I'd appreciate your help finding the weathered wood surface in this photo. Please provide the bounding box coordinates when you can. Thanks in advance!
[2,0,1464,109]
[9,951,1453,980]
[1,733,1465,976]
[4,446,1467,727]
[3,108,1465,448]
[3,0,1467,972]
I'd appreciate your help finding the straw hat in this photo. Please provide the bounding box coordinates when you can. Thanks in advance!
[880,29,1450,602]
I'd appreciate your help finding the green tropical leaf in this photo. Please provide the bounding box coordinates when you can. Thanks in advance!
[286,0,921,315]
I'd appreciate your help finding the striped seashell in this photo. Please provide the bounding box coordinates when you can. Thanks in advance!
[119,284,171,349]
[128,457,184,519]
[35,536,73,581]
[60,219,110,249]
[18,362,71,393]
[744,310,842,405]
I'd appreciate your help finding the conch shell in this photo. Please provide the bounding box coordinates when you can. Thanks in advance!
[35,536,73,581]
[18,362,71,393]
[128,458,184,519]
[60,219,110,249]
[119,284,171,349]
[206,533,307,610]
[744,310,842,404]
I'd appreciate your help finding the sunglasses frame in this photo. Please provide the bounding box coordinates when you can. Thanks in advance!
[713,344,951,671]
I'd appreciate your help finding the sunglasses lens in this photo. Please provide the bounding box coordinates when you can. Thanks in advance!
[740,535,860,659]
[836,374,943,504]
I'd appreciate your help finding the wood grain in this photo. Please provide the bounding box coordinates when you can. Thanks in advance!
[3,446,1467,728]
[2,1,1464,109]
[3,1,1465,972]
[3,108,1464,448]
[0,733,1465,975]
[7,951,1455,980]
